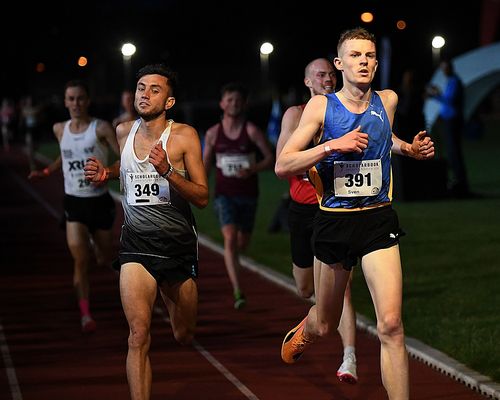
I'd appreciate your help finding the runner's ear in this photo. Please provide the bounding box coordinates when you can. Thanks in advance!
[165,96,175,111]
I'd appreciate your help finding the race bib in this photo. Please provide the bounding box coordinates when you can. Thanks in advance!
[333,159,382,197]
[67,170,92,192]
[216,154,253,177]
[125,171,170,206]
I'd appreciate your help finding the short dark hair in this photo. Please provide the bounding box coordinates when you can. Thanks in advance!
[337,27,376,54]
[220,82,248,100]
[64,80,89,96]
[136,63,178,95]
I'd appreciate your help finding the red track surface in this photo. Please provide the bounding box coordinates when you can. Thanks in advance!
[0,148,488,399]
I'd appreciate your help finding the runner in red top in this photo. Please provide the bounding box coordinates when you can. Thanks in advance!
[275,58,358,383]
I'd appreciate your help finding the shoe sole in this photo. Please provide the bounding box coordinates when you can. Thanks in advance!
[281,318,307,364]
[337,372,358,385]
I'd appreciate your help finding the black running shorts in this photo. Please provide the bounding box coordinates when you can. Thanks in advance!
[63,193,115,233]
[116,224,198,285]
[287,200,318,268]
[116,253,198,286]
[312,205,404,271]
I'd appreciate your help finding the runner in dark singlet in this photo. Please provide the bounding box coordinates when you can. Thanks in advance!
[203,82,274,309]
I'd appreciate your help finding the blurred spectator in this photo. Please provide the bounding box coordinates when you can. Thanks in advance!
[1,97,16,151]
[426,59,470,197]
[112,89,138,129]
[394,68,426,141]
[20,95,43,170]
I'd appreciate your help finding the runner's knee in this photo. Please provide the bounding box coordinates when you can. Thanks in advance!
[377,314,404,343]
[128,323,151,350]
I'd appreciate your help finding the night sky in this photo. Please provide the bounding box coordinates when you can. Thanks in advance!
[3,1,489,129]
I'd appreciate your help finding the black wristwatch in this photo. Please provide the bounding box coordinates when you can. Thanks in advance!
[161,165,174,179]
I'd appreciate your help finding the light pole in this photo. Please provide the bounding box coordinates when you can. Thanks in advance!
[260,42,274,84]
[260,42,274,101]
[432,35,445,67]
[121,42,136,89]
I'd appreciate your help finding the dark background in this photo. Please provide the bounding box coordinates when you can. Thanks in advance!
[2,0,496,131]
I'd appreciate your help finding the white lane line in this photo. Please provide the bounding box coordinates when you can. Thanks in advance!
[192,341,260,400]
[0,322,23,400]
[11,172,60,220]
[153,307,260,400]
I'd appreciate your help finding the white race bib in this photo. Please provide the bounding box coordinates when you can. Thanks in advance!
[217,154,254,177]
[125,171,170,206]
[67,170,92,192]
[333,159,382,197]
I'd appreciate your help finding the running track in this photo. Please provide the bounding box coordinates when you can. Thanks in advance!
[0,148,490,399]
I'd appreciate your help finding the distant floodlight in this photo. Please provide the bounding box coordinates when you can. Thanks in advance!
[361,12,374,23]
[396,20,407,30]
[432,36,445,49]
[36,62,45,73]
[260,42,274,55]
[121,43,136,57]
[77,56,88,67]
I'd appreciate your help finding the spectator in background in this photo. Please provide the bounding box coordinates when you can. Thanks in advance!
[392,69,430,201]
[1,97,16,151]
[426,58,470,197]
[112,89,138,129]
[20,95,43,170]
[394,68,426,141]
[203,82,274,309]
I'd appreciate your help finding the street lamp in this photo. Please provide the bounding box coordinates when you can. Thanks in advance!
[260,42,274,84]
[121,42,136,89]
[432,35,445,67]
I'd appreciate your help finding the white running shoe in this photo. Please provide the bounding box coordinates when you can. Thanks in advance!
[336,353,358,384]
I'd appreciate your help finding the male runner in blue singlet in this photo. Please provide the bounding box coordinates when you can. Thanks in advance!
[276,28,434,399]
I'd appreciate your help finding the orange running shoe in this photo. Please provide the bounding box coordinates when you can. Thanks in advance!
[281,317,312,364]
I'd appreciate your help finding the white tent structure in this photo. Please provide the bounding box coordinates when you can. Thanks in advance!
[423,41,500,129]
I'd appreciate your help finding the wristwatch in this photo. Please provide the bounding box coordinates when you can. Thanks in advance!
[161,165,174,179]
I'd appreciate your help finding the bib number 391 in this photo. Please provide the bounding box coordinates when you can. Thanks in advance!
[333,159,382,197]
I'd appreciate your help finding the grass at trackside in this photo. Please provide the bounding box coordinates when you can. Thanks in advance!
[36,118,500,383]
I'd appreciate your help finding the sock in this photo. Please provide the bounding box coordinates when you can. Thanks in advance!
[343,346,356,359]
[79,299,91,317]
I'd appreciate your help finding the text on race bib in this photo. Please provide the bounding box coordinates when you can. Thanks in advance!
[125,171,171,206]
[216,153,254,177]
[333,159,382,197]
